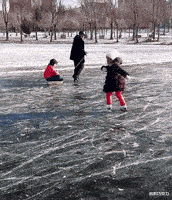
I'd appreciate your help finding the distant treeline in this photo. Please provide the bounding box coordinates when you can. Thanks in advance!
[1,0,172,43]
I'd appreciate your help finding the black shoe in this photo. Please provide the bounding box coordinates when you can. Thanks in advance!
[74,78,78,82]
[73,75,77,81]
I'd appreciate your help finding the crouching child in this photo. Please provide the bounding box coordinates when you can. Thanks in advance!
[44,59,63,82]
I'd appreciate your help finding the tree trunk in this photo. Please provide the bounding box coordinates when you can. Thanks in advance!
[116,27,119,42]
[5,22,8,41]
[20,27,23,42]
[163,25,165,36]
[153,23,156,40]
[54,24,57,40]
[152,1,156,40]
[90,30,93,40]
[132,24,136,40]
[35,26,38,41]
[3,12,9,41]
[89,23,93,40]
[50,30,53,42]
[136,24,139,43]
[157,24,160,41]
[94,25,97,43]
[110,21,113,40]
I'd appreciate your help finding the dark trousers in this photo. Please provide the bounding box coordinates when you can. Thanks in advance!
[46,75,63,82]
[73,61,84,79]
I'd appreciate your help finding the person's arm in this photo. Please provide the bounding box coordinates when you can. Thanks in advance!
[101,65,108,71]
[116,65,129,78]
[50,67,58,76]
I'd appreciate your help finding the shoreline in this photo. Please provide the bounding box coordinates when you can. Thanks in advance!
[0,37,172,45]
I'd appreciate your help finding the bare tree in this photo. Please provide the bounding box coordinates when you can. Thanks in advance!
[12,0,32,42]
[156,0,169,40]
[166,0,172,33]
[49,0,65,42]
[80,0,107,43]
[49,0,56,42]
[150,0,158,39]
[121,0,147,43]
[105,0,119,41]
[125,0,140,42]
[144,0,169,40]
[55,1,65,39]
[80,0,95,40]
[32,2,42,41]
[2,0,10,41]
[63,7,81,34]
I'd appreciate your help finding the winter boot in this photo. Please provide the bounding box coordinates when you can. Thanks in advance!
[120,105,127,112]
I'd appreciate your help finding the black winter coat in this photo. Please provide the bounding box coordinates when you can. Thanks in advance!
[101,63,129,93]
[70,35,85,63]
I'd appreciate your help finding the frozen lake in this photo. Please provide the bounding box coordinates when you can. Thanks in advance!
[0,43,172,199]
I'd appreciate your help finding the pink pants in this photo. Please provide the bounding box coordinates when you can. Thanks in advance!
[106,91,126,106]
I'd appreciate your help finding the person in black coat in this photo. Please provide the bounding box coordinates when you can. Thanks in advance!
[70,31,86,81]
[101,54,130,111]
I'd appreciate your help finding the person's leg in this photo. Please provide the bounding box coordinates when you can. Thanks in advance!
[106,92,113,110]
[46,75,63,81]
[115,91,127,110]
[56,75,63,81]
[73,61,84,80]
[106,92,113,105]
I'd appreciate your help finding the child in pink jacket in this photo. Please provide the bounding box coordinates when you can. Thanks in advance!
[44,59,63,82]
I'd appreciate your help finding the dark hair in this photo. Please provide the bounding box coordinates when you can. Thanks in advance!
[113,57,122,64]
[79,31,85,36]
[49,59,58,66]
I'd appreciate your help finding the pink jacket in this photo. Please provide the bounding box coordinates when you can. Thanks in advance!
[44,65,58,78]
